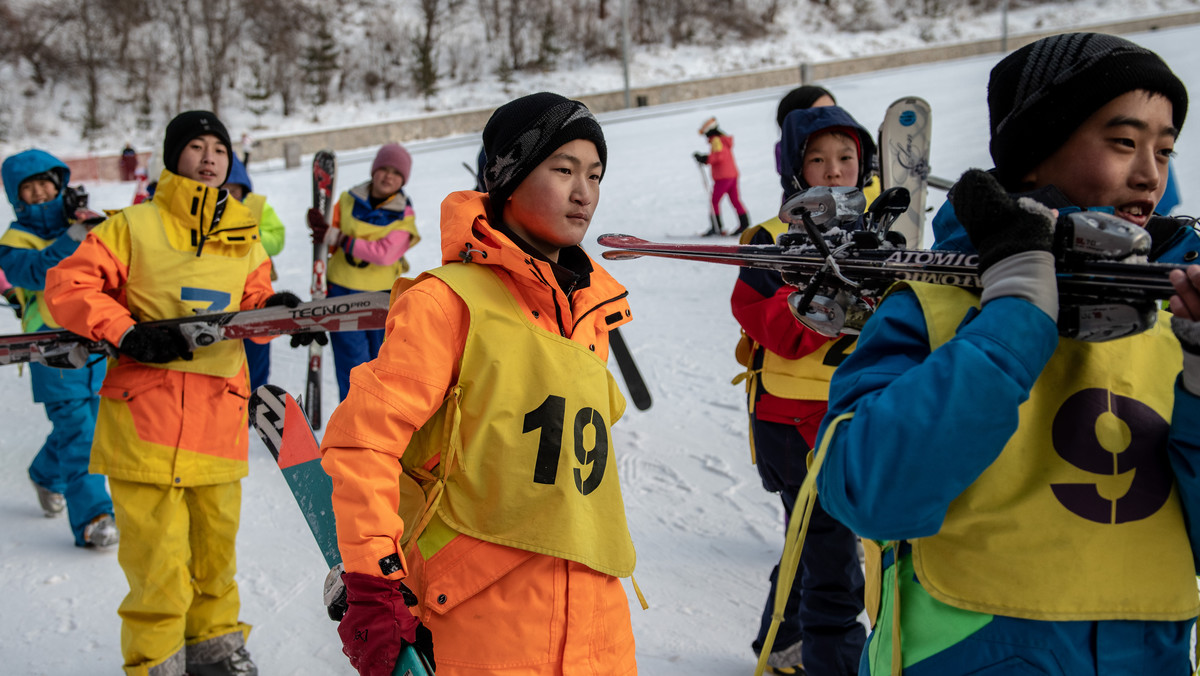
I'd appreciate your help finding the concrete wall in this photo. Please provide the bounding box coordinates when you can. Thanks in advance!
[70,9,1200,173]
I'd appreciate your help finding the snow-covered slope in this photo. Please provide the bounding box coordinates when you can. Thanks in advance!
[2,23,1200,675]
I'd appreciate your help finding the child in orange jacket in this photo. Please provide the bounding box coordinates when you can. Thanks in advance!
[321,92,639,676]
[45,111,322,676]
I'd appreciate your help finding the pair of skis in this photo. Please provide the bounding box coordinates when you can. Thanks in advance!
[600,188,1180,342]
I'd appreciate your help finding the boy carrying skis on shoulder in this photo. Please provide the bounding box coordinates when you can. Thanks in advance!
[44,110,323,676]
[816,33,1200,674]
[320,92,639,676]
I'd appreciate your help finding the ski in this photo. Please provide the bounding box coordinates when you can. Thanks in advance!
[608,327,652,411]
[308,150,337,430]
[878,97,932,248]
[249,385,434,676]
[598,204,1186,343]
[0,291,389,369]
[597,234,1182,300]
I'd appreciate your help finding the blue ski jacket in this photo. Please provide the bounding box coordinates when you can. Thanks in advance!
[0,149,104,402]
[0,150,81,293]
[816,189,1200,675]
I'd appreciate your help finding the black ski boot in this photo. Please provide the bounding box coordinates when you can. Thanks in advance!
[733,212,751,235]
[703,213,725,237]
[187,647,258,676]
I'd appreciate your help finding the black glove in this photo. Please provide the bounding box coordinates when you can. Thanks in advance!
[693,152,709,165]
[951,168,1055,273]
[119,324,193,363]
[264,291,302,308]
[290,331,328,348]
[263,292,328,347]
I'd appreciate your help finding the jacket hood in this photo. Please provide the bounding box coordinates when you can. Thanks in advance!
[438,190,550,275]
[437,190,628,301]
[225,154,252,193]
[2,149,71,238]
[779,106,876,198]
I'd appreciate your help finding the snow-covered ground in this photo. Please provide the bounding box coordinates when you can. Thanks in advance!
[3,22,1200,676]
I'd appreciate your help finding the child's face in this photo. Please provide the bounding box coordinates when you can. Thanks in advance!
[801,131,859,188]
[223,183,246,202]
[18,178,57,205]
[1022,90,1176,227]
[370,166,405,200]
[503,139,602,262]
[175,134,229,188]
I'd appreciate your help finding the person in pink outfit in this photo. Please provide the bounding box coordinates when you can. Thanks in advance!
[694,117,750,236]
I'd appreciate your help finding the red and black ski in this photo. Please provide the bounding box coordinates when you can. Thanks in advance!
[308,150,337,429]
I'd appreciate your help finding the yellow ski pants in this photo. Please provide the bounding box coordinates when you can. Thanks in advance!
[109,478,251,676]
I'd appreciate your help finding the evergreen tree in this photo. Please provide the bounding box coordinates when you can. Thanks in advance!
[303,21,339,107]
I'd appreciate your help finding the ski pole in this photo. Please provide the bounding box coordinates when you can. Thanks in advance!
[695,158,719,234]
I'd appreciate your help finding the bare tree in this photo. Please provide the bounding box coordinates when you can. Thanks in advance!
[195,0,243,116]
[412,0,465,100]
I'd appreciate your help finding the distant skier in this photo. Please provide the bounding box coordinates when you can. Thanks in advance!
[694,117,750,236]
[0,149,116,549]
[120,144,138,181]
[306,142,420,401]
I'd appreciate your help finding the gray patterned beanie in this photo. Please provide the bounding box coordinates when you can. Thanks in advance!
[988,32,1187,189]
[482,92,607,207]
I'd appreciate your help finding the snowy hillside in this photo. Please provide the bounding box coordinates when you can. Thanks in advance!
[3,20,1200,676]
[3,0,1200,158]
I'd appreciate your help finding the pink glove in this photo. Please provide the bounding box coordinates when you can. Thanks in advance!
[338,572,435,676]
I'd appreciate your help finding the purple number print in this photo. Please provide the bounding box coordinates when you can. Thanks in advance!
[1050,388,1171,524]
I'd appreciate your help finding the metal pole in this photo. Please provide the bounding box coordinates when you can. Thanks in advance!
[621,0,631,108]
[1001,0,1009,52]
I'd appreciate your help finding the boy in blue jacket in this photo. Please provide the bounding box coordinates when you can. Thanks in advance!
[816,33,1200,674]
[0,149,116,548]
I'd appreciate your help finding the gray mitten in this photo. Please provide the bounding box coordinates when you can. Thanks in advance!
[1171,316,1200,395]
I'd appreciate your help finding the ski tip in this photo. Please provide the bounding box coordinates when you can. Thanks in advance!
[596,233,650,247]
[250,384,292,461]
[602,251,646,260]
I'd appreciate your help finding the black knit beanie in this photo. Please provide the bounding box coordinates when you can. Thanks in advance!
[776,85,837,128]
[482,92,607,208]
[163,111,234,183]
[989,32,1187,189]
